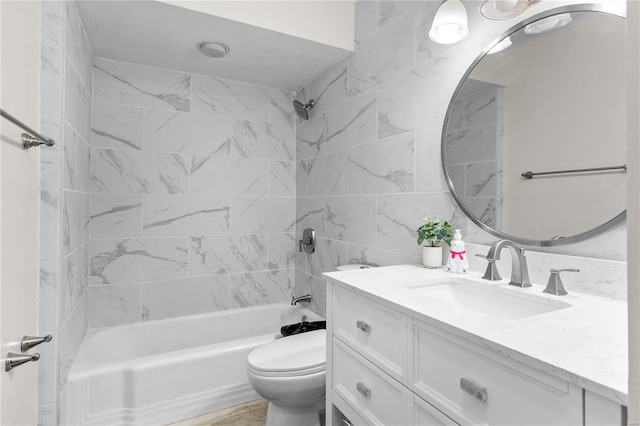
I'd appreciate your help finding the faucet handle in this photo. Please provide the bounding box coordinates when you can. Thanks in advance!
[475,254,502,281]
[543,268,580,296]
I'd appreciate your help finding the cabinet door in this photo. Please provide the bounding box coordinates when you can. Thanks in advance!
[584,391,625,426]
[412,320,582,425]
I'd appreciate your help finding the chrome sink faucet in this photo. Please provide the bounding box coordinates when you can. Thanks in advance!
[477,240,532,288]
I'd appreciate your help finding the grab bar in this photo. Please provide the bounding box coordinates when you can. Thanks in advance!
[521,165,626,180]
[0,108,55,149]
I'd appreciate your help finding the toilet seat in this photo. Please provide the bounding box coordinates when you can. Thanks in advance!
[247,329,325,377]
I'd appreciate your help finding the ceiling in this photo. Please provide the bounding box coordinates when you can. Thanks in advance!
[76,1,352,91]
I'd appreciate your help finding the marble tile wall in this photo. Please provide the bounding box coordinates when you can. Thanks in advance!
[445,80,503,229]
[39,2,93,424]
[88,58,297,329]
[295,0,627,317]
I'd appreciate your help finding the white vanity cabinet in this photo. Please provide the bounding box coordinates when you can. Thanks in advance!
[412,319,582,425]
[326,281,624,426]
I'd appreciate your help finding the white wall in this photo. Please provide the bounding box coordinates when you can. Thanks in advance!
[160,0,355,51]
[0,1,41,424]
[627,0,639,422]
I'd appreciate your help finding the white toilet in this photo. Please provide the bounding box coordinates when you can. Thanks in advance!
[247,329,326,426]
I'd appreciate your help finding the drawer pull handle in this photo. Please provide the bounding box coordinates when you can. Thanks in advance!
[356,320,370,333]
[460,377,488,402]
[356,381,371,398]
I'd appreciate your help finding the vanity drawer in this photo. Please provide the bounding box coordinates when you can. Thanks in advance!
[413,394,459,426]
[412,320,582,425]
[333,285,407,382]
[333,338,412,426]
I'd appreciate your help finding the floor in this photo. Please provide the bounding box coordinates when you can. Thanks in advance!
[169,400,268,426]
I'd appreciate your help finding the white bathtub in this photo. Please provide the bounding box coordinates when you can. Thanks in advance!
[62,303,321,426]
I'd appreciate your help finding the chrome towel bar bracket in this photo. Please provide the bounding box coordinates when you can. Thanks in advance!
[1,108,55,149]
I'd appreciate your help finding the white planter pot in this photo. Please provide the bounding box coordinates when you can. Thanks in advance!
[422,246,442,268]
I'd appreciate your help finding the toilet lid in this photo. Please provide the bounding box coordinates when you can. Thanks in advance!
[248,330,325,375]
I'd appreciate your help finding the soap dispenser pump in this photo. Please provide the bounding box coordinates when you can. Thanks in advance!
[446,229,469,274]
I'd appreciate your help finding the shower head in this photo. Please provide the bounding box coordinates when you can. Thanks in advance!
[293,99,315,120]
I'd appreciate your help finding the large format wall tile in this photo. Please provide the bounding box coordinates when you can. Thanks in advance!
[190,156,268,196]
[415,123,449,193]
[61,190,89,257]
[234,121,295,161]
[58,297,87,392]
[269,89,296,127]
[143,110,233,156]
[93,58,190,111]
[41,189,59,261]
[90,238,188,284]
[348,11,415,97]
[325,91,376,152]
[91,149,189,194]
[41,46,62,119]
[142,195,231,237]
[298,59,348,116]
[268,233,296,270]
[347,132,415,194]
[92,102,143,150]
[296,237,346,277]
[294,269,326,317]
[296,114,326,160]
[377,193,465,255]
[323,196,377,247]
[188,235,267,275]
[90,194,142,239]
[141,276,230,320]
[306,151,348,196]
[64,55,91,141]
[88,284,141,328]
[231,197,295,234]
[377,48,469,138]
[230,269,294,308]
[192,74,269,121]
[269,161,295,196]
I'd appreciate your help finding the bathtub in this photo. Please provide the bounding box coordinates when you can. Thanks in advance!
[62,303,321,426]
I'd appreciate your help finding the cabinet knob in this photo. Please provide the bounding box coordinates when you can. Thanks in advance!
[356,381,371,398]
[356,320,370,333]
[460,377,488,402]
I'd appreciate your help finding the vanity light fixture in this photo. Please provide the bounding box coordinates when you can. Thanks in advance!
[487,36,512,54]
[480,0,540,20]
[524,13,573,35]
[429,0,469,45]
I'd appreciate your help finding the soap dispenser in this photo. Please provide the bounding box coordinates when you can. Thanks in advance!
[446,229,469,274]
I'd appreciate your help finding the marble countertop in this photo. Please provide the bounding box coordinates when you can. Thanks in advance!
[323,265,628,405]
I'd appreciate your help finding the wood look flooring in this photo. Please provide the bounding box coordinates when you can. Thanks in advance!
[168,400,268,426]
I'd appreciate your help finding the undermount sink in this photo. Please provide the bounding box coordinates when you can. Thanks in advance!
[404,277,571,320]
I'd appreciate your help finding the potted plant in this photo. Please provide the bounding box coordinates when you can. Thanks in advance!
[416,216,453,268]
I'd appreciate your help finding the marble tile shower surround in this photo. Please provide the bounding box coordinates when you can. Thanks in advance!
[293,0,627,317]
[39,1,93,424]
[445,81,503,229]
[88,57,298,330]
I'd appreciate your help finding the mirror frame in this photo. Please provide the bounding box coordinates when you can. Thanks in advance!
[441,3,627,247]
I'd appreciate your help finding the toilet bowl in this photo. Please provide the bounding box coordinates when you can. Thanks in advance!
[247,329,326,426]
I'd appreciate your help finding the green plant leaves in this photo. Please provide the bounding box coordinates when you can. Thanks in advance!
[416,216,453,247]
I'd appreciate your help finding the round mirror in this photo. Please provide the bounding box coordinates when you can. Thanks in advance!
[442,5,626,246]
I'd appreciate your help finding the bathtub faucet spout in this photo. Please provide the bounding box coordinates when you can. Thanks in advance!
[291,294,312,305]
